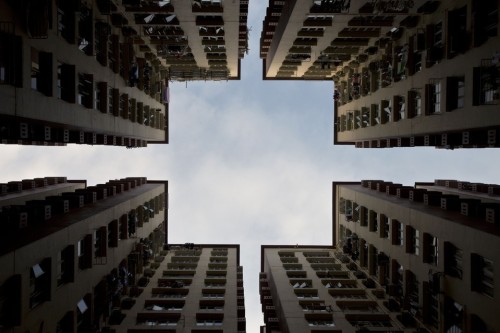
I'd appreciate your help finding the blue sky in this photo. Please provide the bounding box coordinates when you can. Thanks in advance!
[2,1,500,331]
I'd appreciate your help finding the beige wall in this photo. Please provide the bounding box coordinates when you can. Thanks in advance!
[0,182,167,333]
[335,182,500,332]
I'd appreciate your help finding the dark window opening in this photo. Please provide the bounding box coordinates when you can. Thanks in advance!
[446,76,465,111]
[78,4,93,55]
[447,6,468,58]
[0,275,21,328]
[78,235,93,270]
[56,0,76,44]
[471,253,494,297]
[78,73,93,108]
[57,245,75,286]
[30,258,51,308]
[444,242,463,279]
[473,0,498,47]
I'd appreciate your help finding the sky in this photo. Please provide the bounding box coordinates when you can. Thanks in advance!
[2,1,500,331]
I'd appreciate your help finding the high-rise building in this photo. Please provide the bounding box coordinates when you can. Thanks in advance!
[260,0,500,148]
[331,0,500,149]
[333,179,500,332]
[260,245,431,333]
[107,243,246,333]
[0,0,249,146]
[0,176,168,333]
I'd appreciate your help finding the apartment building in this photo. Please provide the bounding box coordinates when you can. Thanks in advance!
[0,0,249,146]
[333,180,500,332]
[0,176,168,333]
[260,0,500,148]
[332,0,500,148]
[107,243,246,333]
[260,245,434,333]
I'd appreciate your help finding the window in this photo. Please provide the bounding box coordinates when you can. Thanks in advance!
[380,215,390,239]
[137,318,178,326]
[473,0,498,46]
[78,4,93,56]
[146,301,185,311]
[473,63,500,105]
[57,62,76,103]
[31,48,52,96]
[95,22,109,66]
[0,32,23,87]
[368,245,378,276]
[56,311,73,333]
[407,90,422,117]
[196,319,223,326]
[423,233,438,266]
[428,284,440,328]
[119,215,128,240]
[108,86,115,114]
[284,264,302,271]
[31,48,39,90]
[391,260,403,292]
[76,296,91,333]
[202,289,225,299]
[446,76,465,111]
[307,320,335,327]
[108,220,118,247]
[94,227,107,259]
[199,304,224,311]
[120,94,129,119]
[370,104,380,126]
[425,23,444,67]
[77,73,93,108]
[406,271,419,316]
[360,206,368,226]
[406,226,419,255]
[108,34,119,73]
[337,301,378,312]
[295,290,319,299]
[426,81,441,114]
[391,220,404,246]
[434,22,443,47]
[471,254,494,297]
[301,301,328,312]
[77,235,92,270]
[444,296,464,333]
[369,210,378,232]
[0,275,21,328]
[56,0,76,44]
[447,6,468,58]
[30,259,51,308]
[444,242,463,279]
[347,318,392,328]
[56,245,74,286]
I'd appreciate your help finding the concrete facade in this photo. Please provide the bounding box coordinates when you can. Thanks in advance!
[259,0,500,148]
[108,244,246,333]
[0,177,168,333]
[260,245,428,333]
[0,0,249,147]
[334,180,500,332]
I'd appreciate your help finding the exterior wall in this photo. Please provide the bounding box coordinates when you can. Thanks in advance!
[0,0,250,146]
[167,0,246,79]
[334,180,500,332]
[333,0,500,148]
[0,178,168,333]
[108,244,246,333]
[0,177,86,206]
[261,246,426,333]
[0,0,168,147]
[259,0,500,146]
